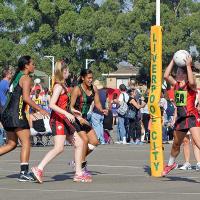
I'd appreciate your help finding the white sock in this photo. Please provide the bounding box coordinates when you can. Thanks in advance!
[168,155,175,166]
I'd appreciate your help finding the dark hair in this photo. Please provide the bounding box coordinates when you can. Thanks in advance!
[79,68,93,84]
[112,93,118,100]
[1,67,11,78]
[10,55,32,86]
[119,84,126,91]
[18,55,32,70]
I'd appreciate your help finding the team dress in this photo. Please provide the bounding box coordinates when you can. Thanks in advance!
[1,75,30,132]
[174,81,200,132]
[50,85,78,136]
[74,84,94,133]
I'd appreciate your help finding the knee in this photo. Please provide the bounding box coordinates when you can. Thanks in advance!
[173,141,181,151]
[82,137,89,145]
[7,140,17,150]
[54,146,64,154]
[183,139,190,146]
[92,140,100,146]
[74,137,84,148]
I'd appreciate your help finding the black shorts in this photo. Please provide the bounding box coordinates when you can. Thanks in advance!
[4,125,30,132]
[175,114,200,132]
[75,118,93,133]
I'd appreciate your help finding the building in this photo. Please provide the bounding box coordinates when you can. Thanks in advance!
[102,62,139,89]
[103,61,200,89]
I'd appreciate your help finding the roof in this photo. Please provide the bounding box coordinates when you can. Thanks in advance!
[102,62,139,77]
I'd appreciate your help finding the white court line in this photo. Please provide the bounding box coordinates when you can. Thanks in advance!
[89,164,140,168]
[0,187,200,195]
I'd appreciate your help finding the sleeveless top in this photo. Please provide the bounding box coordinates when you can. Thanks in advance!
[174,81,198,117]
[74,84,95,119]
[50,84,71,120]
[2,82,29,129]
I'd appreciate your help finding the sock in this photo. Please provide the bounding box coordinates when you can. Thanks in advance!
[82,161,87,169]
[20,163,29,173]
[168,155,175,166]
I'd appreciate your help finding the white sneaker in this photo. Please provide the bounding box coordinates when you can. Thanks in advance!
[179,162,192,170]
[195,163,200,171]
[115,141,122,144]
[122,137,127,144]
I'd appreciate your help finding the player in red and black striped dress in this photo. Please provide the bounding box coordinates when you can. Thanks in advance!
[162,55,200,176]
[70,69,108,180]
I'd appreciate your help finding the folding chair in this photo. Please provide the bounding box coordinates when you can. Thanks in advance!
[30,117,53,146]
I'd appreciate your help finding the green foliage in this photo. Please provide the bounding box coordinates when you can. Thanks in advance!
[0,0,199,79]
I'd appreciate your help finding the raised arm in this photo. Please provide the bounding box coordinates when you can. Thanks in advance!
[186,55,196,90]
[164,59,177,86]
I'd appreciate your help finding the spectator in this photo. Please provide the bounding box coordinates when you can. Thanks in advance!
[41,87,51,113]
[116,84,129,144]
[111,93,118,126]
[91,80,107,144]
[0,67,13,107]
[0,67,13,146]
[127,89,145,144]
[140,89,150,143]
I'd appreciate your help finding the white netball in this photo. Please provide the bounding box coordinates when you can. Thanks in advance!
[173,50,190,67]
[34,78,41,84]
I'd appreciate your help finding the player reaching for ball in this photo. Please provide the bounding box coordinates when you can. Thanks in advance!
[162,52,200,176]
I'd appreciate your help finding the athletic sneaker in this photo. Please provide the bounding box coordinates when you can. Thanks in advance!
[73,174,92,183]
[162,162,178,177]
[83,165,92,177]
[31,166,43,183]
[179,162,192,170]
[195,163,200,171]
[115,141,122,144]
[18,171,35,182]
[68,160,92,178]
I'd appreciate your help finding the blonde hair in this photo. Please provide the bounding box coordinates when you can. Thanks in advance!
[54,61,68,85]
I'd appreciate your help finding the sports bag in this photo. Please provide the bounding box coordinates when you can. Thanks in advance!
[117,93,128,116]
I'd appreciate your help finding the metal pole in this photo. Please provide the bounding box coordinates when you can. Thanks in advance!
[156,0,160,26]
[86,59,88,69]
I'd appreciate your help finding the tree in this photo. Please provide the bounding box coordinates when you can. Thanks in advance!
[0,0,199,79]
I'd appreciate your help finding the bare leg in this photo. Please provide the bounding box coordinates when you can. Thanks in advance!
[16,128,31,163]
[170,130,186,158]
[78,131,89,162]
[37,135,66,170]
[69,132,84,175]
[190,127,200,150]
[0,131,18,156]
[191,137,200,163]
[86,129,99,156]
[182,135,190,163]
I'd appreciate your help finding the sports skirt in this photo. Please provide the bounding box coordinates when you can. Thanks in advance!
[175,113,200,132]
